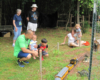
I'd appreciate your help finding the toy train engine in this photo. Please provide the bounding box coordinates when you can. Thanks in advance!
[55,58,78,80]
[55,67,69,80]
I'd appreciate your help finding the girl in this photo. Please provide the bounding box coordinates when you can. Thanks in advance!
[75,24,82,45]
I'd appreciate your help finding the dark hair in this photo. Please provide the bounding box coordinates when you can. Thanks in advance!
[70,29,76,33]
[41,38,47,43]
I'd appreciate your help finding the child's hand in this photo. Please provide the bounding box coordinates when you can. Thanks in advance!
[34,45,37,48]
[41,48,44,50]
[78,35,81,37]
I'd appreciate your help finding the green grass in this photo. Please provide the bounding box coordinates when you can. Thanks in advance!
[0,27,99,80]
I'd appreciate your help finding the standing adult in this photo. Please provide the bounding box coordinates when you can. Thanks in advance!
[12,9,22,47]
[27,4,38,34]
[14,30,38,67]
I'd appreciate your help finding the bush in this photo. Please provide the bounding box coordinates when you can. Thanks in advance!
[81,21,91,33]
[66,27,71,32]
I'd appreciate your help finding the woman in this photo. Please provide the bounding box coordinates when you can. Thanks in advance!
[12,9,22,47]
[61,29,79,47]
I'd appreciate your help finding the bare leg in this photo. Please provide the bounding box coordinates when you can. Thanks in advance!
[69,43,79,47]
[19,54,31,62]
[80,41,86,46]
[31,50,38,59]
[44,54,49,57]
[12,40,16,46]
[13,40,16,44]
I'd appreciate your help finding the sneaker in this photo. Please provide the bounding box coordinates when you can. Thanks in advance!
[12,43,15,47]
[42,56,44,61]
[17,60,24,67]
[23,61,29,64]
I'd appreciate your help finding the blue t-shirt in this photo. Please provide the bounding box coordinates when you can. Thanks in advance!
[13,14,22,27]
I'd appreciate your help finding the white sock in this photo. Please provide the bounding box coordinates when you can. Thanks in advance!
[12,43,15,46]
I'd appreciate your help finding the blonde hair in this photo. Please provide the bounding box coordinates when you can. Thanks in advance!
[75,24,81,28]
[33,35,37,38]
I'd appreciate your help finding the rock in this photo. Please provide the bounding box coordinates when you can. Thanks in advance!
[78,70,89,77]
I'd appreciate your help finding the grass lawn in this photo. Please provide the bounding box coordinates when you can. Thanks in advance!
[0,27,99,80]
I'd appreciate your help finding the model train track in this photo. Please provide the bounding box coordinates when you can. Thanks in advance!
[55,53,87,80]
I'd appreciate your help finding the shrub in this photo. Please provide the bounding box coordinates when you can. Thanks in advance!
[81,21,91,33]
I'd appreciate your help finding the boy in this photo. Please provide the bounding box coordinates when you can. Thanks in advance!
[38,38,49,61]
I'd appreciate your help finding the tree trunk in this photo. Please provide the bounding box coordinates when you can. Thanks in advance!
[77,0,80,24]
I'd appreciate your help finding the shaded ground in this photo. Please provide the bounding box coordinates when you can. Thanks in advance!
[0,27,99,80]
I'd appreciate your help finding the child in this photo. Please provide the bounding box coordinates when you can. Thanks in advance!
[75,24,82,45]
[38,38,49,61]
[29,35,38,59]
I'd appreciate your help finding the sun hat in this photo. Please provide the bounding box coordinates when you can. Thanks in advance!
[31,4,38,8]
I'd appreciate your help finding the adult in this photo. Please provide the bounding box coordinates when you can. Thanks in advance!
[27,4,38,34]
[14,30,38,67]
[12,9,22,47]
[61,29,79,47]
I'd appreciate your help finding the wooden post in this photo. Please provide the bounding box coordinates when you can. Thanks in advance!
[40,52,42,80]
[82,15,84,27]
[77,0,80,24]
[57,42,59,50]
[70,14,72,27]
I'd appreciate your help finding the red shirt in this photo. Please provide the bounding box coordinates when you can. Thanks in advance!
[38,44,48,51]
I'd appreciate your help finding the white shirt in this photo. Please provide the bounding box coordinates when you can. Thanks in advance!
[67,33,77,45]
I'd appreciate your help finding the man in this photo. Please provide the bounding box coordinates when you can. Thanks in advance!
[27,4,38,34]
[14,30,38,67]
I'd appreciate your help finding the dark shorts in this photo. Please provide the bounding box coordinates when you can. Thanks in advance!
[18,51,30,58]
[42,51,48,56]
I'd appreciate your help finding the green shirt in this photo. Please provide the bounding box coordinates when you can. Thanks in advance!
[14,35,30,57]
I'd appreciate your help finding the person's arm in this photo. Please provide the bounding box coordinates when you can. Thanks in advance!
[34,44,37,48]
[80,31,82,37]
[45,48,48,53]
[26,11,29,21]
[13,16,17,32]
[78,31,82,37]
[29,45,31,50]
[37,44,43,50]
[21,47,33,54]
[45,45,48,53]
[61,35,68,44]
[27,17,29,21]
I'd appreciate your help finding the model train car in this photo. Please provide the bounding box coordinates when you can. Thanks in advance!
[55,58,78,80]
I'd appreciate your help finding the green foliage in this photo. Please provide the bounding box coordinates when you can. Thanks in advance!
[96,56,100,60]
[66,27,71,32]
[79,0,94,14]
[81,20,91,33]
[53,50,64,56]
